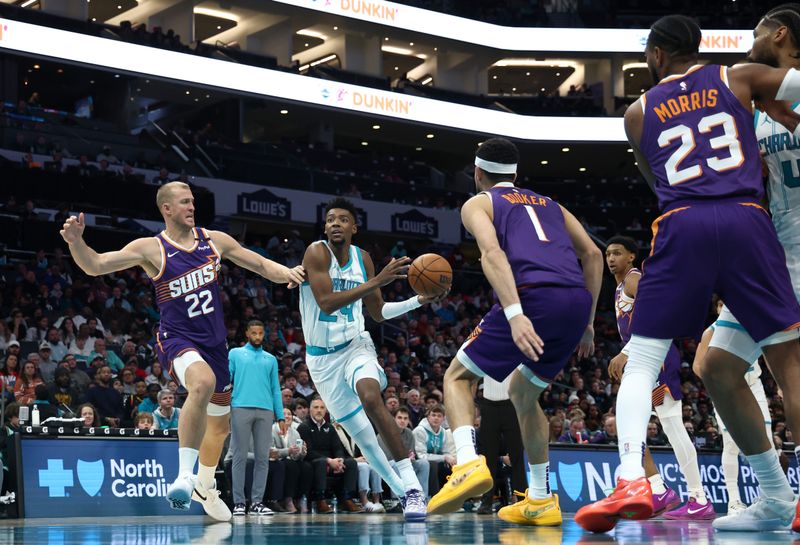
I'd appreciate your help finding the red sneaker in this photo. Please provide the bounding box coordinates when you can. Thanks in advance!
[575,477,653,533]
[792,497,800,533]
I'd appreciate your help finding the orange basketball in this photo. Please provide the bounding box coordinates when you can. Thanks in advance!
[408,254,452,297]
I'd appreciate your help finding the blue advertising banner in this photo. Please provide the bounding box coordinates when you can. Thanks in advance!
[21,437,204,517]
[548,445,800,513]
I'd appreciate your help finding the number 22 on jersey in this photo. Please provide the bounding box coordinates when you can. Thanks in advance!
[658,111,744,185]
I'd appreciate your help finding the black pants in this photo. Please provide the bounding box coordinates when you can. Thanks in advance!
[283,459,312,500]
[427,460,451,496]
[478,398,526,502]
[310,457,358,500]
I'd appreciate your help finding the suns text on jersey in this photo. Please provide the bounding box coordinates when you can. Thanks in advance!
[168,263,217,298]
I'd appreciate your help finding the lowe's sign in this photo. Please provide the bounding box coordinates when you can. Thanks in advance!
[548,445,799,513]
[22,437,203,517]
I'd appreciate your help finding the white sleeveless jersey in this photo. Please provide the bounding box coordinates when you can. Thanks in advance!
[300,242,367,349]
[756,105,800,244]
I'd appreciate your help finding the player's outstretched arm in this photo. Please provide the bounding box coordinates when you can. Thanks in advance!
[729,63,800,132]
[361,250,441,323]
[303,242,407,316]
[60,213,153,276]
[560,204,603,358]
[461,195,543,361]
[208,230,305,287]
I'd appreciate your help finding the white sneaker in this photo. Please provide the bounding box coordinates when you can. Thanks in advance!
[192,479,232,521]
[726,500,747,516]
[364,501,385,513]
[713,494,794,531]
[166,474,196,511]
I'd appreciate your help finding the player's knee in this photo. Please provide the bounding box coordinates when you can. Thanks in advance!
[359,388,383,413]
[186,372,216,399]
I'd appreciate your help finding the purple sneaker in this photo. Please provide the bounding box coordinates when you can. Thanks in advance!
[663,498,716,520]
[651,488,681,517]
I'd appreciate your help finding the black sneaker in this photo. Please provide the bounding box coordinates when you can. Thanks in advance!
[249,502,274,516]
[232,503,247,516]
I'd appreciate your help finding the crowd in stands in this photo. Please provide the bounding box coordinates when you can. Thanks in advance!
[0,195,792,506]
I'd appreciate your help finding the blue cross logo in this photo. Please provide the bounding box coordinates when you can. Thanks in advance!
[38,459,73,497]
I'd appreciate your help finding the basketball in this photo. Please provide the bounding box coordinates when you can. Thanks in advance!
[408,254,452,297]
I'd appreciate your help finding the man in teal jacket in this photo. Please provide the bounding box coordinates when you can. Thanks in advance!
[229,320,284,516]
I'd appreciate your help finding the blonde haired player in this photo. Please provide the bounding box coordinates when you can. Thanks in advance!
[60,182,304,519]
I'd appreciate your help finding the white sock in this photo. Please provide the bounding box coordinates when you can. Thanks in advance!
[178,447,199,477]
[198,462,217,489]
[453,426,479,465]
[617,336,670,480]
[746,449,794,502]
[648,474,666,495]
[660,413,705,502]
[528,462,551,500]
[395,458,422,493]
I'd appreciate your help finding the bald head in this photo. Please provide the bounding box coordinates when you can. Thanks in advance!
[156,181,191,211]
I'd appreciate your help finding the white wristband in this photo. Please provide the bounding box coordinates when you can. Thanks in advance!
[381,297,423,320]
[503,304,523,320]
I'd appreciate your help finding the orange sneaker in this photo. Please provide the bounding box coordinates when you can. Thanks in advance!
[574,477,653,533]
[792,498,800,533]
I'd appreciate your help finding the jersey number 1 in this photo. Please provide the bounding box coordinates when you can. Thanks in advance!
[525,205,550,242]
[658,111,744,185]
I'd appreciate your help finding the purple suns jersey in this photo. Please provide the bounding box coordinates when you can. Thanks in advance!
[486,182,585,288]
[640,64,763,211]
[150,228,226,347]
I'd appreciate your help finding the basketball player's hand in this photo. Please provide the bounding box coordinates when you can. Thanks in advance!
[509,315,544,362]
[418,286,450,305]
[60,212,86,244]
[576,325,595,359]
[608,353,628,382]
[284,265,306,289]
[375,257,411,287]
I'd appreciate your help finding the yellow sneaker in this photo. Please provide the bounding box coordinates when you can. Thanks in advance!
[427,455,493,515]
[498,491,562,526]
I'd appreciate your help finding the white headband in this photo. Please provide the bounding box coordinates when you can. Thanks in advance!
[474,156,517,174]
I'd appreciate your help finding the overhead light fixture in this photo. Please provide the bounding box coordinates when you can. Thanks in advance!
[194,7,240,21]
[434,47,438,51]
[415,147,422,151]
[541,88,545,91]
[512,87,517,92]
[384,37,389,41]
[297,29,328,40]
[492,75,498,80]
[623,62,648,71]
[420,77,433,85]
[394,66,399,71]
[556,72,561,76]
[493,59,578,68]
[562,147,570,152]
[426,134,434,139]
[579,167,587,172]
[372,125,380,130]
[409,42,414,46]
[526,72,530,76]
[382,45,414,56]
[540,160,549,165]
[333,26,338,30]
[361,141,368,146]
[304,43,309,47]
[33,64,40,69]
[298,54,338,71]
[280,109,288,114]
[185,90,190,95]
[627,148,633,153]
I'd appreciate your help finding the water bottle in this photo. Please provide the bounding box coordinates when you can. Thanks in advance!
[299,495,307,514]
[31,404,40,427]
[331,495,338,513]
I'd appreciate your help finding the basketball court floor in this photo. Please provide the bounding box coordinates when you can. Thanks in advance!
[0,513,794,545]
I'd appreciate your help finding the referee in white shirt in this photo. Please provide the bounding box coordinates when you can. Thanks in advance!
[477,375,526,514]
